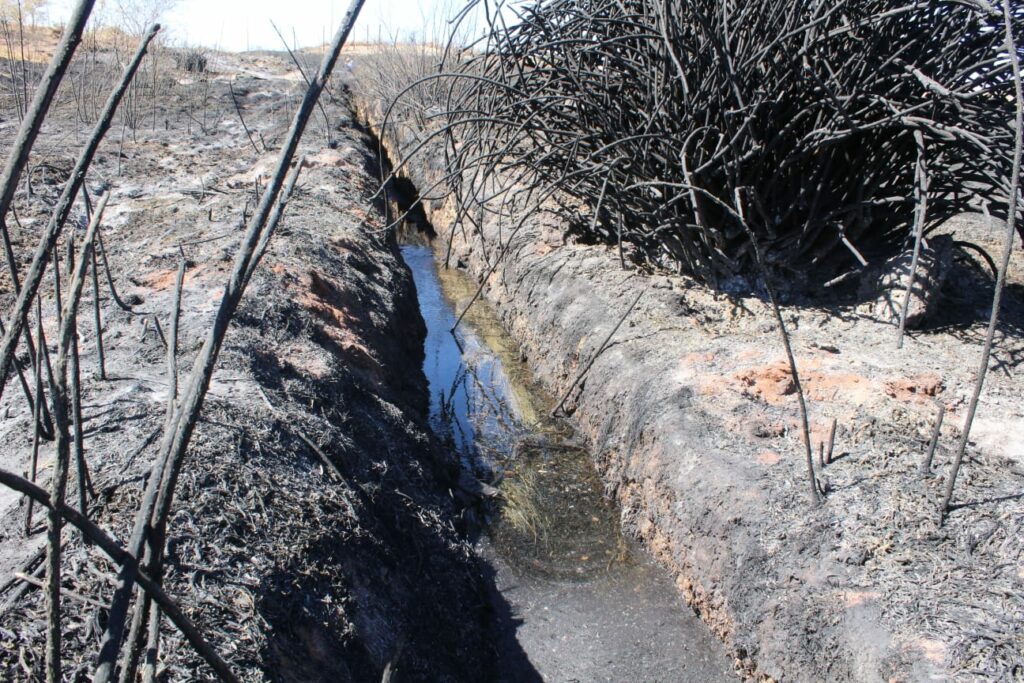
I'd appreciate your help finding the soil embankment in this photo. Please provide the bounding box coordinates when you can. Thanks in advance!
[354,79,1024,681]
[0,52,491,680]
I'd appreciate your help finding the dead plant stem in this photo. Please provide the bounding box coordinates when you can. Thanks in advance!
[939,0,1023,522]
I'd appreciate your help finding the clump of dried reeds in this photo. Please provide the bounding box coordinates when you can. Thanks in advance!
[422,0,1019,286]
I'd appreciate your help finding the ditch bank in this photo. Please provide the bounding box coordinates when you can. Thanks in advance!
[0,56,491,681]
[353,85,1024,682]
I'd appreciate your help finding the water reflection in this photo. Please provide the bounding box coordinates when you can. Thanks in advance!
[401,244,628,578]
[401,245,529,471]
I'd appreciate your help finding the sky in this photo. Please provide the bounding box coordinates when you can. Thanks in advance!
[45,0,475,51]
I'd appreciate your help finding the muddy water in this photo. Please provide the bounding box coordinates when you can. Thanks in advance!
[401,244,735,681]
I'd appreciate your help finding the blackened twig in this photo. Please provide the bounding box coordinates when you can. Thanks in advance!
[738,189,820,505]
[921,401,945,476]
[896,130,928,349]
[940,0,1023,522]
[551,289,643,417]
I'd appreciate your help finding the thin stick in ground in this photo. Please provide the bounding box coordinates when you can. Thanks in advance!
[896,131,928,349]
[551,289,643,417]
[92,6,365,680]
[939,0,1023,522]
[64,237,94,512]
[83,186,133,313]
[921,401,945,476]
[738,189,820,505]
[167,255,185,422]
[117,250,188,683]
[229,80,262,155]
[1,219,55,439]
[0,313,49,438]
[117,570,151,683]
[95,227,134,311]
[24,299,45,537]
[140,602,161,683]
[825,418,838,465]
[90,233,106,379]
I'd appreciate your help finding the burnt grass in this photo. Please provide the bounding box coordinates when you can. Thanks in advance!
[0,49,497,681]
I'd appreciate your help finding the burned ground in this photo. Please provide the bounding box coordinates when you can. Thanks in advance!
[0,50,493,681]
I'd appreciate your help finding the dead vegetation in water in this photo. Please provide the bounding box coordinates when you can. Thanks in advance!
[496,465,544,540]
[492,441,626,580]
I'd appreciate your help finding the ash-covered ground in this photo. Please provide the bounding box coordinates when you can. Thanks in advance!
[0,48,494,681]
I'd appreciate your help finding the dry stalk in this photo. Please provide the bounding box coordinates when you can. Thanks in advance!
[118,250,187,683]
[139,603,161,683]
[0,313,48,437]
[939,0,1023,522]
[229,80,262,155]
[118,591,151,683]
[92,6,365,680]
[2,220,54,438]
[825,417,837,465]
[67,242,94,513]
[922,401,945,476]
[896,130,928,349]
[739,190,819,505]
[89,236,106,379]
[95,226,134,312]
[167,256,185,421]
[23,299,44,537]
[0,24,160,408]
[44,191,110,683]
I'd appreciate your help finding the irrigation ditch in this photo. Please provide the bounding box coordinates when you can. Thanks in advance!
[388,185,736,679]
[0,1,1022,680]
[352,67,1024,679]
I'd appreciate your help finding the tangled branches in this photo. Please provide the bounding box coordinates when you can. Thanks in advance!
[426,0,1022,286]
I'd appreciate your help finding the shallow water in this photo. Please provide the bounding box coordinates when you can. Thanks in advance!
[402,244,625,578]
[401,242,736,681]
[402,244,529,467]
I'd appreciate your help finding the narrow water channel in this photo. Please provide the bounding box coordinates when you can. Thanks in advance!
[401,242,736,681]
